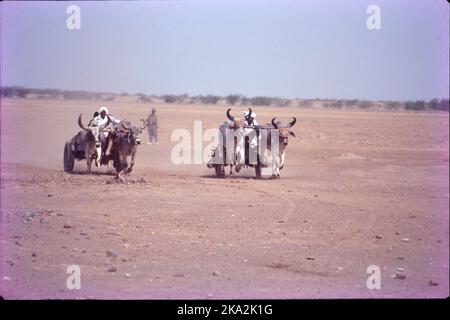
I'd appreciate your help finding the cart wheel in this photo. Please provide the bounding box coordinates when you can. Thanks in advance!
[64,141,75,172]
[255,165,262,179]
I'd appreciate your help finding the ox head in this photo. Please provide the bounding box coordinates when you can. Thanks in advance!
[120,120,143,145]
[271,117,297,146]
[78,113,111,141]
[226,108,253,165]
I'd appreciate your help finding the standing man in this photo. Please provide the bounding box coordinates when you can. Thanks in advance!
[146,108,159,144]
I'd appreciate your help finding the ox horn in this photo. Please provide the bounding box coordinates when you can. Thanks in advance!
[78,113,88,131]
[140,118,148,130]
[226,108,235,121]
[120,119,131,131]
[246,107,253,119]
[271,117,279,129]
[289,117,297,128]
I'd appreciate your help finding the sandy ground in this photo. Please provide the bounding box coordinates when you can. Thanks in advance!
[0,98,448,299]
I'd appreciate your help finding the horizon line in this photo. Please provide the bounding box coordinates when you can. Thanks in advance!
[1,85,449,104]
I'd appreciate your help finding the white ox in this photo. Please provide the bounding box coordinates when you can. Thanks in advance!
[264,117,297,179]
[221,108,253,176]
[77,113,110,173]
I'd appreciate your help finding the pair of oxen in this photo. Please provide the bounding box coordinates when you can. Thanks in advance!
[75,114,146,180]
[208,108,297,179]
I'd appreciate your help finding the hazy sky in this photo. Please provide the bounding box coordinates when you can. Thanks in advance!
[1,0,448,101]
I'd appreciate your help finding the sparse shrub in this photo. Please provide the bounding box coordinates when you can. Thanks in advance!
[1,86,31,98]
[429,98,449,111]
[271,98,289,107]
[241,97,250,105]
[161,94,189,103]
[325,100,343,109]
[1,87,14,97]
[15,87,29,98]
[249,96,272,106]
[346,99,359,106]
[162,95,178,103]
[438,99,449,112]
[225,94,241,105]
[299,100,312,108]
[61,90,98,100]
[138,95,152,103]
[357,101,371,109]
[385,101,402,110]
[405,100,425,111]
[199,95,221,105]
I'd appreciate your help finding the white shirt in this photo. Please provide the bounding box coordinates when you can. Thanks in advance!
[92,114,120,128]
[244,119,258,148]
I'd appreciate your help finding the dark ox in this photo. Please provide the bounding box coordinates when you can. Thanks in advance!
[105,119,147,181]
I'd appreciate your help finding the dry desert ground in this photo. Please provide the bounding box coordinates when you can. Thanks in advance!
[0,98,448,298]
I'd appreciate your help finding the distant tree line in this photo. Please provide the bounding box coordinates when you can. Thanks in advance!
[321,98,449,112]
[1,86,448,112]
[0,86,117,101]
